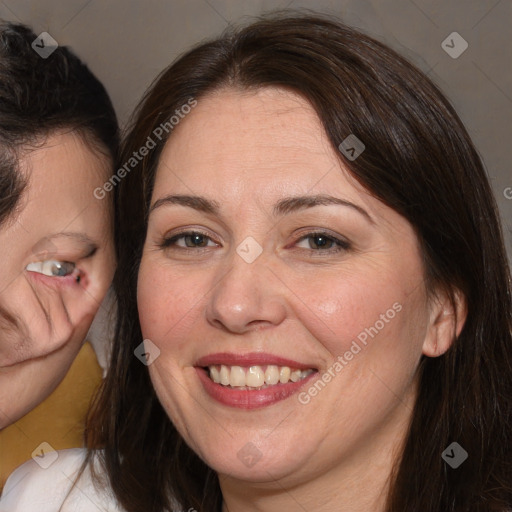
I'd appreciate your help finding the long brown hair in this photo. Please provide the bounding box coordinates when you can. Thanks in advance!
[86,12,512,512]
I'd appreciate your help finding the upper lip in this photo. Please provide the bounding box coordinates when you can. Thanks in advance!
[195,352,316,370]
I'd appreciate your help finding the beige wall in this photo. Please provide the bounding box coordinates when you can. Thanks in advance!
[2,0,511,263]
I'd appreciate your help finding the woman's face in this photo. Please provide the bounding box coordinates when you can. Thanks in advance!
[0,131,115,428]
[138,88,448,487]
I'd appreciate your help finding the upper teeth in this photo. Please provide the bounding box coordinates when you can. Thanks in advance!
[208,365,314,388]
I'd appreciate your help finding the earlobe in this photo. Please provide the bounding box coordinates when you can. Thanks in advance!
[422,288,467,358]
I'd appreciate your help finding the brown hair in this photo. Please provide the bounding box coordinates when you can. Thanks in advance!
[86,13,512,511]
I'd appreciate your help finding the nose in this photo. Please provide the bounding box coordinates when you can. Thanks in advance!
[206,252,287,334]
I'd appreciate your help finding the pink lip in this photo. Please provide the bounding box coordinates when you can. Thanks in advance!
[196,352,314,370]
[194,353,317,409]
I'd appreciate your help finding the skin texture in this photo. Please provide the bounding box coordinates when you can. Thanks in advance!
[138,88,465,512]
[0,131,115,429]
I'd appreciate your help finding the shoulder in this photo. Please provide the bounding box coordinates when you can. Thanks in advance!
[0,448,124,512]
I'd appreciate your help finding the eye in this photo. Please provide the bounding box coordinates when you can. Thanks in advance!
[295,232,350,252]
[25,260,76,277]
[161,231,218,249]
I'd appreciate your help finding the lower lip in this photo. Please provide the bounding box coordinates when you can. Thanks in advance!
[195,367,317,409]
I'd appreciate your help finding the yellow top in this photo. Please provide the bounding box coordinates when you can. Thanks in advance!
[0,342,103,491]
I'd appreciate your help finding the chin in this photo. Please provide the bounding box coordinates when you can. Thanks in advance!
[193,435,310,485]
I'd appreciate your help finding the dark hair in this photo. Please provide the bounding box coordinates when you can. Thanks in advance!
[87,13,512,512]
[0,20,119,226]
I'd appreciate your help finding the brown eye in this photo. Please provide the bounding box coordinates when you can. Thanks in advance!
[161,231,218,249]
[308,234,334,250]
[295,232,350,252]
[183,233,209,247]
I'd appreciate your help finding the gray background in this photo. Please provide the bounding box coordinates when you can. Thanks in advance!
[1,0,511,255]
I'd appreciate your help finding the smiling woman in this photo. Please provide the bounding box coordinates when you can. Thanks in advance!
[55,12,511,512]
[76,13,512,512]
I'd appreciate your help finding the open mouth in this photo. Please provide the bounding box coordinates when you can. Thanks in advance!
[195,353,319,408]
[206,364,316,390]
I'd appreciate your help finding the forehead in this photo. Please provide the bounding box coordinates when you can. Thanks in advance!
[12,130,112,232]
[157,88,360,196]
[162,87,328,156]
[20,129,109,182]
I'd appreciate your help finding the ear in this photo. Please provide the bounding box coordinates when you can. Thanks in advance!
[422,287,467,358]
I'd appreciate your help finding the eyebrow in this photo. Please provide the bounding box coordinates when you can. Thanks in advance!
[38,232,99,253]
[273,195,374,223]
[50,232,98,245]
[150,195,221,215]
[149,194,373,223]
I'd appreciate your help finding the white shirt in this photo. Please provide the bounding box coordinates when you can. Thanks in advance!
[0,448,124,512]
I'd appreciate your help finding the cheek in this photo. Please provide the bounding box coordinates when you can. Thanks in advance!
[289,268,427,367]
[0,321,29,364]
[137,258,207,352]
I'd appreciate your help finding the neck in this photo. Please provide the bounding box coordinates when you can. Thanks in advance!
[221,474,389,512]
